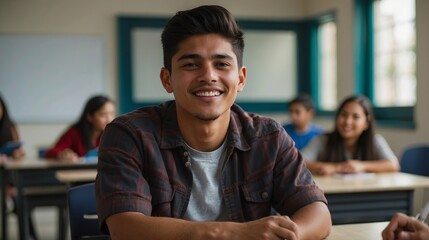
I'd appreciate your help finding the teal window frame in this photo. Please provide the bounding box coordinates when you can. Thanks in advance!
[117,16,311,114]
[354,0,415,128]
[307,12,337,117]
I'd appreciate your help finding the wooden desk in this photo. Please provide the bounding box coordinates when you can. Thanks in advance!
[55,169,97,184]
[0,158,97,240]
[314,173,429,224]
[326,221,388,240]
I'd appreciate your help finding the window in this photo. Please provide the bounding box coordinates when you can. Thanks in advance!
[355,0,415,127]
[373,0,416,107]
[318,21,337,111]
[118,17,308,114]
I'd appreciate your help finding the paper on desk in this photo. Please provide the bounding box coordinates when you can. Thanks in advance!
[333,173,376,180]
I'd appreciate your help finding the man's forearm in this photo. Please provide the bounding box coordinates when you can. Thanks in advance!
[107,212,241,240]
[291,201,331,240]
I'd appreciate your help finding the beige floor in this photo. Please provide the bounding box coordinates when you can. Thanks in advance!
[5,206,69,240]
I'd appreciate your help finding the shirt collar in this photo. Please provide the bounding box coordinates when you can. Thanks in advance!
[159,101,250,152]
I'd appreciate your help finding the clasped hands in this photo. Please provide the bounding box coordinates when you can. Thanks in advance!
[311,160,365,176]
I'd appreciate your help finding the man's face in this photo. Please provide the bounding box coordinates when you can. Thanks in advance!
[160,33,246,122]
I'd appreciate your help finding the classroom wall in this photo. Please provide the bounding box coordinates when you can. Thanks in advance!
[303,0,429,159]
[0,0,304,157]
[0,0,428,158]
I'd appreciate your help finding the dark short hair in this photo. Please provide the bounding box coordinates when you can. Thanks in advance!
[288,93,315,111]
[161,5,244,72]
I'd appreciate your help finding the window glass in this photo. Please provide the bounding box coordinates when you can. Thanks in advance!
[373,0,416,106]
[318,21,337,111]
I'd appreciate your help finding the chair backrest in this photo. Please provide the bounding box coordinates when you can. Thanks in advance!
[67,182,109,240]
[400,145,429,176]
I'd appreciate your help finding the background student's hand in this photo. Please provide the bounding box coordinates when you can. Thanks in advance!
[338,160,365,174]
[11,148,25,160]
[239,215,300,240]
[0,154,8,163]
[382,213,429,240]
[310,162,339,176]
[57,148,79,162]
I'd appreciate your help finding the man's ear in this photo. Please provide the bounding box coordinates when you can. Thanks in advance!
[160,68,173,93]
[237,66,247,92]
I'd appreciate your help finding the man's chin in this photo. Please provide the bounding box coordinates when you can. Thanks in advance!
[195,113,220,122]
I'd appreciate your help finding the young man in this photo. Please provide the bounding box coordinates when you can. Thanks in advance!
[96,5,331,240]
[283,94,324,150]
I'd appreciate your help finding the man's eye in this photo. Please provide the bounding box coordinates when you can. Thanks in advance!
[216,62,230,68]
[182,63,198,68]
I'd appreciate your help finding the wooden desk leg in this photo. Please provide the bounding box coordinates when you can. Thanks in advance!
[1,167,7,240]
[16,199,30,240]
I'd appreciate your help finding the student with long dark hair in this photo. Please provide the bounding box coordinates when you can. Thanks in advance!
[301,95,399,175]
[0,94,25,160]
[45,95,115,161]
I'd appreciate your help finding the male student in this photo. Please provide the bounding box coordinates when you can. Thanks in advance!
[283,94,324,150]
[95,5,331,240]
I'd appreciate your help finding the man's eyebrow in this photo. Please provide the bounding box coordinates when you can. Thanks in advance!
[176,53,234,61]
[211,54,234,60]
[177,54,200,61]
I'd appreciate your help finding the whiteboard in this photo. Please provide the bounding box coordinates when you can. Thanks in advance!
[0,34,105,123]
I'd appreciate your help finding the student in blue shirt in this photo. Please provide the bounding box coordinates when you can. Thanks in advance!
[283,94,324,150]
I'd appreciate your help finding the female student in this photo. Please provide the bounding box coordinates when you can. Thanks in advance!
[301,95,399,175]
[45,95,115,161]
[0,94,25,160]
[0,95,27,216]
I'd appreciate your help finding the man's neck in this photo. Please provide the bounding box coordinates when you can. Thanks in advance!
[178,114,230,152]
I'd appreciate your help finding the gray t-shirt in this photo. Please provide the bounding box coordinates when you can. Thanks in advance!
[183,141,228,221]
[301,134,399,165]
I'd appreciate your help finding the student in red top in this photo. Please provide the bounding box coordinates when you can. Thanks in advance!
[45,95,115,161]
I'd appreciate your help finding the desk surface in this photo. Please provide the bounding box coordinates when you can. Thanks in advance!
[314,172,429,193]
[50,171,429,192]
[2,158,97,170]
[55,169,97,183]
[327,221,388,240]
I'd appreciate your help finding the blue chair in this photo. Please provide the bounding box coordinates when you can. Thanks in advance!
[400,145,429,176]
[67,182,109,240]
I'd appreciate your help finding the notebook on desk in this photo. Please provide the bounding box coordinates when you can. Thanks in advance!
[333,172,376,180]
[82,148,98,163]
[0,141,22,156]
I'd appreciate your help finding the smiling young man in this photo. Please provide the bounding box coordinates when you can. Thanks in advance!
[95,5,331,240]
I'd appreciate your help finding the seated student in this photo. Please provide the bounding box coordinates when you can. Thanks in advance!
[0,95,38,237]
[0,94,25,160]
[283,93,324,150]
[301,94,399,176]
[95,5,331,240]
[45,95,115,162]
[1,94,25,204]
[382,213,429,240]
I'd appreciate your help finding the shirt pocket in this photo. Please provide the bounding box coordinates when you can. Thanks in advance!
[240,175,273,220]
[150,183,187,218]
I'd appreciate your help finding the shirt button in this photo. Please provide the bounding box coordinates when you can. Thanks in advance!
[183,151,189,157]
[185,161,191,168]
[261,191,269,200]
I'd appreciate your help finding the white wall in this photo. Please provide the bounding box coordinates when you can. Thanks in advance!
[1,0,428,158]
[0,0,304,157]
[301,0,429,158]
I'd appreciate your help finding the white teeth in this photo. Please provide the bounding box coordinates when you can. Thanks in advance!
[195,91,220,97]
